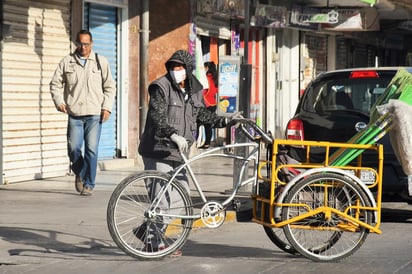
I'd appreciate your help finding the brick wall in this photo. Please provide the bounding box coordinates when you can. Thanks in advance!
[149,0,191,82]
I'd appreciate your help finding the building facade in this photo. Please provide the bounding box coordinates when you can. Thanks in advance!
[0,0,134,183]
[1,0,412,184]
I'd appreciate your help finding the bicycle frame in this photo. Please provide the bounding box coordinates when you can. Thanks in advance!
[148,141,262,221]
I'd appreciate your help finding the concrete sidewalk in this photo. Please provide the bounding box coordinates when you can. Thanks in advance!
[0,157,250,268]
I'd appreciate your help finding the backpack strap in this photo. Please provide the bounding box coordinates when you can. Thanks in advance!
[95,53,104,93]
[95,53,102,71]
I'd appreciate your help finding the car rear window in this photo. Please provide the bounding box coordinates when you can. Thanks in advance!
[302,73,395,115]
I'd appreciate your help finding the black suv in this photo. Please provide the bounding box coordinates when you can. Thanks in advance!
[286,67,411,200]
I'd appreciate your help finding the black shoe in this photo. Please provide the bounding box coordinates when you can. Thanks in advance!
[133,222,147,242]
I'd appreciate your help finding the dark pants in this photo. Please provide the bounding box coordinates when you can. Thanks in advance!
[141,157,189,248]
[202,105,217,146]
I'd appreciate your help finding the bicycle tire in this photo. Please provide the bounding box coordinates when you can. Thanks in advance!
[263,226,299,255]
[107,171,193,260]
[258,181,298,255]
[281,173,372,262]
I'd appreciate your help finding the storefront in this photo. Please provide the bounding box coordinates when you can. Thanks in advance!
[1,0,411,184]
[1,0,72,183]
[0,0,129,184]
[194,1,412,138]
[193,1,269,140]
[83,2,125,159]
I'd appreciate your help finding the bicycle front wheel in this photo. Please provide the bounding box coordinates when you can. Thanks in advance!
[281,173,372,262]
[107,171,193,260]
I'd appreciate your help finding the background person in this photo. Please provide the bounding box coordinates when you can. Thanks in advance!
[50,29,116,196]
[198,61,219,149]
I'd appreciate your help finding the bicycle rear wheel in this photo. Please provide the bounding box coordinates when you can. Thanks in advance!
[258,181,298,255]
[263,226,298,255]
[107,171,193,260]
[281,173,372,262]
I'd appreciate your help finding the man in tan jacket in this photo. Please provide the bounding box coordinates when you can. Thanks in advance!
[50,29,116,196]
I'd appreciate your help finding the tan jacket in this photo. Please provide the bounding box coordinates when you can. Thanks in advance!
[50,50,116,116]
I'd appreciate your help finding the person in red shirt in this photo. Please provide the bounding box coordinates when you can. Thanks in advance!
[199,61,218,148]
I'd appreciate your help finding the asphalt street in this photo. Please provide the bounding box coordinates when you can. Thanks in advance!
[1,160,412,274]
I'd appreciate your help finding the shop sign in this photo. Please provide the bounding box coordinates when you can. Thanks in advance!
[250,4,288,28]
[301,10,339,24]
[216,0,245,18]
[360,0,376,4]
[196,0,245,18]
[289,5,320,31]
[197,0,217,14]
[321,7,379,31]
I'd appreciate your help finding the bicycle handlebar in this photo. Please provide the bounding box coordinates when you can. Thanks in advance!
[177,118,272,159]
[232,118,273,144]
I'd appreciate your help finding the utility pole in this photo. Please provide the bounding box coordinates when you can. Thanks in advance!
[239,0,251,118]
[233,0,253,194]
[139,0,149,134]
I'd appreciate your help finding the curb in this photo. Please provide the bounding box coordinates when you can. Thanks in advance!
[98,158,138,171]
[165,211,237,236]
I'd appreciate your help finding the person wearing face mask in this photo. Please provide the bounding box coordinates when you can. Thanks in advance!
[137,50,241,256]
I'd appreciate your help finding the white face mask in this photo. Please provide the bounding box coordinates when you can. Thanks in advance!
[170,69,186,84]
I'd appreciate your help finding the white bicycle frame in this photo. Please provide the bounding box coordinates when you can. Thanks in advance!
[147,142,261,220]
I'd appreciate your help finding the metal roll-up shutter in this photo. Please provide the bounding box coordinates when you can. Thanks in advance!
[84,3,118,159]
[1,0,71,183]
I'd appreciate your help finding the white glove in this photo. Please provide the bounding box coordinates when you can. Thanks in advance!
[231,111,243,120]
[170,133,188,152]
[226,111,244,126]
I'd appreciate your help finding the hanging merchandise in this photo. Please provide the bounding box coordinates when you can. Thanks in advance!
[374,69,412,195]
[377,99,412,194]
[196,35,209,89]
[189,22,208,89]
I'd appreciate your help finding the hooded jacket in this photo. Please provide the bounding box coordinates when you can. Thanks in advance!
[138,50,226,162]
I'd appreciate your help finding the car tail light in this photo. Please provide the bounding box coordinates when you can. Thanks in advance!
[286,118,304,141]
[349,71,379,79]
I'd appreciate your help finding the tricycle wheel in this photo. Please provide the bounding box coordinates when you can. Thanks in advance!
[263,226,299,255]
[281,173,372,262]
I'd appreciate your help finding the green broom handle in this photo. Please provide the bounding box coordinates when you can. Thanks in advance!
[329,113,391,165]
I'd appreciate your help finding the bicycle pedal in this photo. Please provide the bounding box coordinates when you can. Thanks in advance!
[232,199,241,211]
